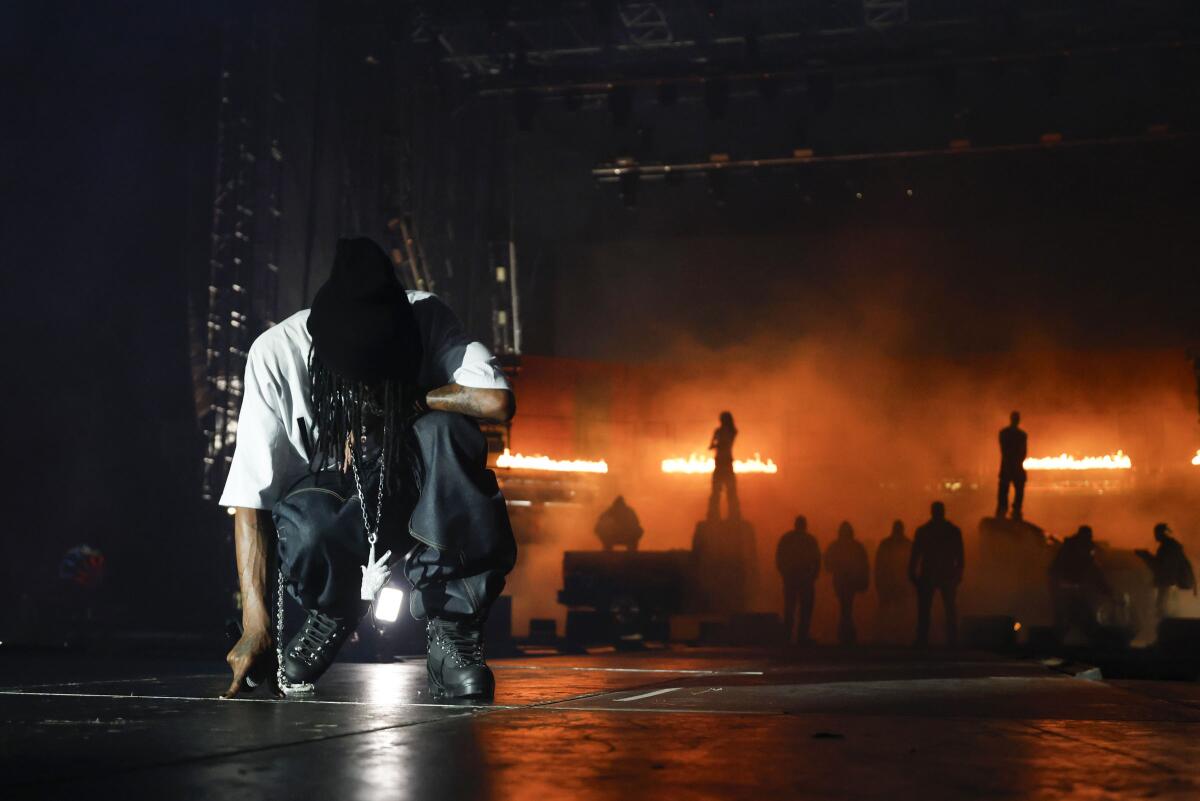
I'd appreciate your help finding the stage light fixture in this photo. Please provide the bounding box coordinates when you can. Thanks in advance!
[374,587,404,623]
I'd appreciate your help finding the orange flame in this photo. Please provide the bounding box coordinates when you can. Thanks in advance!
[1023,450,1132,471]
[495,448,608,474]
[661,453,779,475]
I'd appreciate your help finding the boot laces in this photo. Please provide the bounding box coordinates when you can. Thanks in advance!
[293,612,343,665]
[429,620,485,668]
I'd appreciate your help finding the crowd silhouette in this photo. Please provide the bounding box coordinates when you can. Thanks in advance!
[777,502,965,647]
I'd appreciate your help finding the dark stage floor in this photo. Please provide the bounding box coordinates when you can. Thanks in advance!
[3,646,1199,800]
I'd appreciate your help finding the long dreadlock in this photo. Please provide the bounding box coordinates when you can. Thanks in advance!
[309,346,420,495]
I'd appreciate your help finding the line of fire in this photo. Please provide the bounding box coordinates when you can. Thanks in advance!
[482,349,1200,654]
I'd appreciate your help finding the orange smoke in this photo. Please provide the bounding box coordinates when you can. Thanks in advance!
[1023,450,1132,471]
[661,452,779,475]
[495,448,609,474]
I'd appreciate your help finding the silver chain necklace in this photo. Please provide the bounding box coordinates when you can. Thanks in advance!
[349,420,388,550]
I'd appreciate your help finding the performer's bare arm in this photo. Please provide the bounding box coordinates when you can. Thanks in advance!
[426,384,515,423]
[222,508,276,698]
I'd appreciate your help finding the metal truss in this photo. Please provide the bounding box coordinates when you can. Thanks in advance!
[620,3,673,47]
[200,24,284,503]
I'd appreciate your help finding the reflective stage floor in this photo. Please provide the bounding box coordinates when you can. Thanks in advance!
[3,646,1199,800]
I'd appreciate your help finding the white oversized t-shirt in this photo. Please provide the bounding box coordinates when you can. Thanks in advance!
[218,291,509,510]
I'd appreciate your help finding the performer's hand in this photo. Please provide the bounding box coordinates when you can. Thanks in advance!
[222,625,273,699]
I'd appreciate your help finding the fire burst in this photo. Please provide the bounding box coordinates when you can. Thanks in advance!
[661,453,779,475]
[495,448,609,474]
[1023,450,1132,471]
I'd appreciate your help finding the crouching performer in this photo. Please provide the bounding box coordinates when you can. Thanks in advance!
[221,237,516,701]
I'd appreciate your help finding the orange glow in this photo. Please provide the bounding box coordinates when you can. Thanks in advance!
[661,452,779,475]
[1023,450,1132,471]
[1192,449,1200,466]
[495,448,608,474]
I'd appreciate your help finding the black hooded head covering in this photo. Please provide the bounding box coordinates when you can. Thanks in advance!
[307,237,421,384]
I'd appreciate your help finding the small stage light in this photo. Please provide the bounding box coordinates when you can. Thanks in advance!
[374,587,404,623]
[226,507,236,515]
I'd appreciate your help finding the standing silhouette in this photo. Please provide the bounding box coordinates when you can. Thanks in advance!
[996,411,1028,519]
[825,521,869,645]
[776,515,822,644]
[909,501,964,647]
[707,411,740,521]
[1049,525,1113,641]
[874,520,913,642]
[1135,522,1196,617]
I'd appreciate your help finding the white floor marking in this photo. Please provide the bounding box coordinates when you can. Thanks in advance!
[615,687,682,703]
[0,689,775,716]
[0,690,518,710]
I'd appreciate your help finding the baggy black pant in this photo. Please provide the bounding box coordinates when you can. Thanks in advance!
[915,579,958,646]
[276,412,516,622]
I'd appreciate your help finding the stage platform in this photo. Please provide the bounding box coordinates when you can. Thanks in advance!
[3,646,1199,799]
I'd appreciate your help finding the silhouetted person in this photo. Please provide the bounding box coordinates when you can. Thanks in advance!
[776,515,822,644]
[594,496,644,551]
[1048,525,1113,640]
[707,411,740,521]
[1135,522,1196,617]
[875,520,913,641]
[825,521,869,645]
[996,411,1028,519]
[909,502,964,647]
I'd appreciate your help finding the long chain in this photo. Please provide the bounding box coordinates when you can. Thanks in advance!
[274,567,291,692]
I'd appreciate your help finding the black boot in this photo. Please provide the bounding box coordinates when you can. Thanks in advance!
[283,610,358,686]
[426,618,494,701]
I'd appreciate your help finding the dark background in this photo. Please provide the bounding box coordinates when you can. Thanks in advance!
[1,1,1197,637]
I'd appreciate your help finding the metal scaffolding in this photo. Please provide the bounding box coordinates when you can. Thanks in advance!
[200,22,285,503]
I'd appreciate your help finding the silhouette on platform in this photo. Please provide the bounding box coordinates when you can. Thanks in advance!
[1135,522,1196,617]
[776,515,822,644]
[909,501,964,647]
[874,520,913,643]
[594,496,644,551]
[825,521,869,645]
[1048,525,1113,642]
[707,411,739,521]
[996,411,1028,520]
